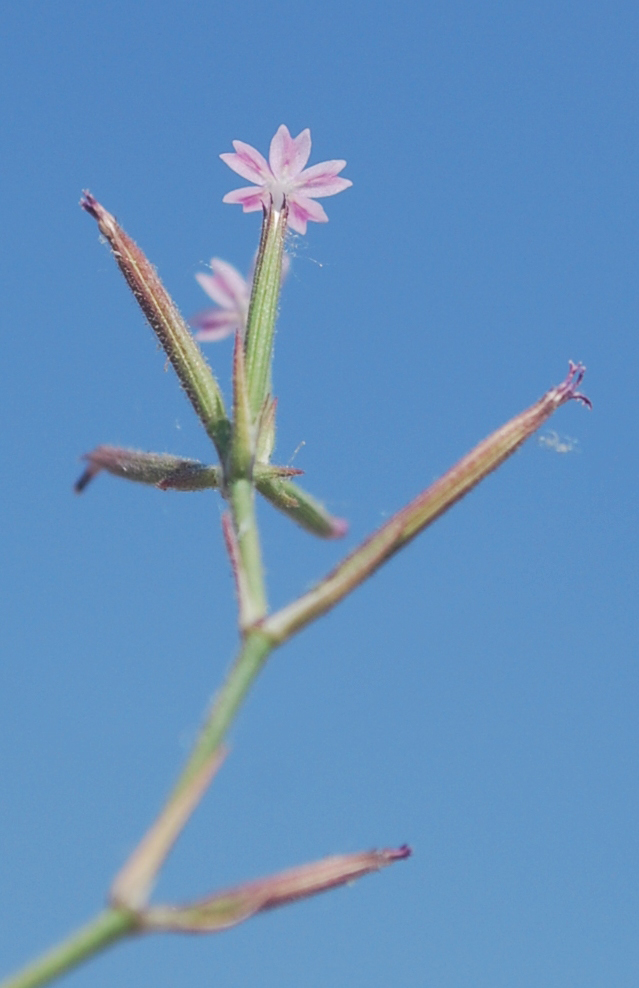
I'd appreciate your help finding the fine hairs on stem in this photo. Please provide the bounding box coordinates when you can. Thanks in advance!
[1,126,590,988]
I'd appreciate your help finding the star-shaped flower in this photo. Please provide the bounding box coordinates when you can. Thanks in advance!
[221,125,352,235]
[190,258,250,342]
[190,254,291,342]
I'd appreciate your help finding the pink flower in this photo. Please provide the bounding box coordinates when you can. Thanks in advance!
[221,125,352,235]
[190,259,250,342]
[191,255,291,342]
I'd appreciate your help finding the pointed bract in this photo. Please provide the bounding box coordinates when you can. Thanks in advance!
[256,473,349,539]
[141,845,411,933]
[262,364,591,644]
[75,446,221,493]
[81,193,230,458]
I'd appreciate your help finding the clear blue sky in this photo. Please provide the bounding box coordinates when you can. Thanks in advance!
[1,1,637,985]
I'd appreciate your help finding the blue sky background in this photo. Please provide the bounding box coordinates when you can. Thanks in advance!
[1,1,637,985]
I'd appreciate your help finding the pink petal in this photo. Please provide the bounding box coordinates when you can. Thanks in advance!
[287,194,329,234]
[195,272,235,308]
[295,160,352,198]
[191,309,239,342]
[209,259,249,306]
[220,141,271,184]
[195,326,238,343]
[222,187,267,212]
[269,125,312,182]
[190,308,239,330]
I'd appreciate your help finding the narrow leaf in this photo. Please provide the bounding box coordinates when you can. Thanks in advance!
[141,845,411,933]
[256,473,348,539]
[262,364,591,643]
[81,193,230,458]
[75,446,221,492]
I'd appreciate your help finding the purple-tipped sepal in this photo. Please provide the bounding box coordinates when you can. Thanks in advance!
[556,361,592,409]
[140,844,411,933]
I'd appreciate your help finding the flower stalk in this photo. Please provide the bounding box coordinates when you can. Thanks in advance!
[244,201,288,418]
[224,326,268,627]
[225,480,268,627]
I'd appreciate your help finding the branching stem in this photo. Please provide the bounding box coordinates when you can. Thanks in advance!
[4,186,590,988]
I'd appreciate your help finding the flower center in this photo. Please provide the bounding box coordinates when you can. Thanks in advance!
[268,181,287,212]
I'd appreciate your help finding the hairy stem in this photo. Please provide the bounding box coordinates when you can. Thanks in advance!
[244,203,287,418]
[173,629,274,795]
[227,480,268,628]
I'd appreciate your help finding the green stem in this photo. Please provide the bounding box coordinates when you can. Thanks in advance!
[244,203,287,418]
[227,479,267,627]
[2,632,274,988]
[0,909,137,988]
[173,629,274,794]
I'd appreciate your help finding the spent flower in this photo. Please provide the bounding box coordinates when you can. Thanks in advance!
[221,124,352,234]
